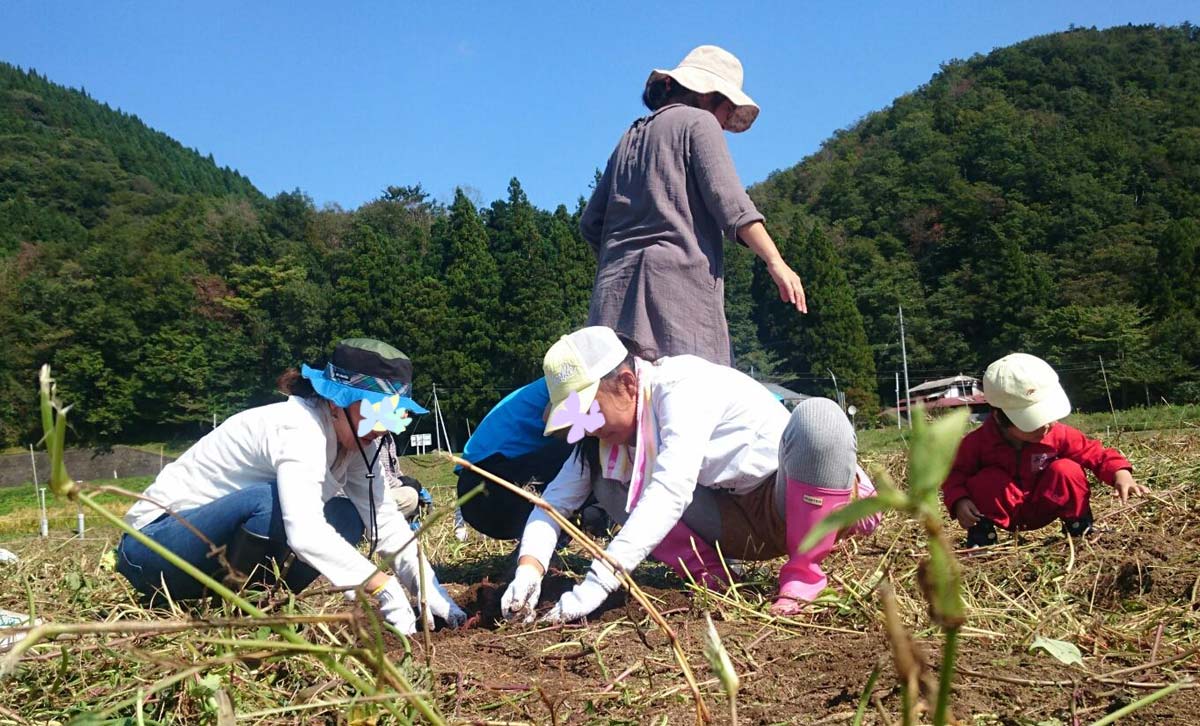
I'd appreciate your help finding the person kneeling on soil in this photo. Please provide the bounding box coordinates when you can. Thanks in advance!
[378,432,433,530]
[456,378,574,540]
[116,338,467,634]
[942,353,1149,548]
[500,326,881,622]
[456,377,609,541]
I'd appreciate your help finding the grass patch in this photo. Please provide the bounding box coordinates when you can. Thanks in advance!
[1065,402,1200,434]
[3,424,1198,722]
[0,476,153,540]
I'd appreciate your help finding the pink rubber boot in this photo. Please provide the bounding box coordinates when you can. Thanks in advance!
[651,521,731,590]
[771,480,852,615]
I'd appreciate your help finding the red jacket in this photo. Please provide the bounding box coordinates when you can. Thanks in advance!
[941,417,1132,513]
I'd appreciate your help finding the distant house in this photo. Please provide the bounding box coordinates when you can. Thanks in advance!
[761,382,810,410]
[887,374,988,419]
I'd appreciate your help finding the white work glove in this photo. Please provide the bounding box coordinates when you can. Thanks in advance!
[376,578,417,635]
[541,573,610,624]
[391,544,467,629]
[500,563,544,624]
[423,580,468,629]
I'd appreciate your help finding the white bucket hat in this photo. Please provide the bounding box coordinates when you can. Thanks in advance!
[646,45,760,132]
[983,353,1072,432]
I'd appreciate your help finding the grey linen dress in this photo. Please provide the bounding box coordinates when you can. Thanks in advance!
[580,104,764,366]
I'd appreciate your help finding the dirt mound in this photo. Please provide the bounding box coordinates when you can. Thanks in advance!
[0,446,174,487]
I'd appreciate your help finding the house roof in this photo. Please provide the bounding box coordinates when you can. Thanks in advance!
[761,381,810,402]
[889,393,987,413]
[908,374,980,395]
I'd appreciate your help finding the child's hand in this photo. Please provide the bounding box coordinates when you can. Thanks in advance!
[1113,469,1149,504]
[953,498,983,529]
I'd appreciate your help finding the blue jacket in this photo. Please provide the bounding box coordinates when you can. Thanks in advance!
[460,378,551,466]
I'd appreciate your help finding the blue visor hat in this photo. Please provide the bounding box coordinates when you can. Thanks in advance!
[300,339,429,432]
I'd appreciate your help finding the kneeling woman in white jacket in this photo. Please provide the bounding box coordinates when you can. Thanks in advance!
[117,338,466,634]
[501,327,880,621]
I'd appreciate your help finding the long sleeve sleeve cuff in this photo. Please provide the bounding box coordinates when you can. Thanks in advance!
[518,509,561,570]
[586,558,622,593]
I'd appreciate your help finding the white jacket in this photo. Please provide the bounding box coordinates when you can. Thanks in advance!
[125,396,424,590]
[519,355,790,588]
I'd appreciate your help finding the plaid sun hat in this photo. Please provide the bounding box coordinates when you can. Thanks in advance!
[301,338,429,417]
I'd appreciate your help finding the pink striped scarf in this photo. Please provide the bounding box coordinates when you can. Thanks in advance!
[598,359,658,513]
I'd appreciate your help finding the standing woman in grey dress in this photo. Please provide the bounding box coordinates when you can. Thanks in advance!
[580,45,806,366]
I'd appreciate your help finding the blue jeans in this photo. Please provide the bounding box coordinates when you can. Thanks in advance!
[116,483,364,600]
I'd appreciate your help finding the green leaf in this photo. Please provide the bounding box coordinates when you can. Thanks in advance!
[702,613,739,696]
[1030,636,1084,667]
[38,365,75,497]
[906,406,969,502]
[195,673,223,694]
[800,494,901,552]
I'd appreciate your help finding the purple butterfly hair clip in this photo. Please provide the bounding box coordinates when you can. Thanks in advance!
[549,391,605,444]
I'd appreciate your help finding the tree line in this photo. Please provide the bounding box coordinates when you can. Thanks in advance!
[1,23,1198,449]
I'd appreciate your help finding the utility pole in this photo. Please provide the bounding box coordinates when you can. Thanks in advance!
[895,373,902,431]
[431,384,443,451]
[437,397,452,453]
[1099,355,1118,429]
[899,305,912,428]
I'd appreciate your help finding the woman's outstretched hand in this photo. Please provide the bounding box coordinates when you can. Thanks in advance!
[767,258,807,313]
[376,578,418,634]
[737,221,808,314]
[541,577,608,624]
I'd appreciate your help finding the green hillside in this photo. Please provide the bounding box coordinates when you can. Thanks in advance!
[0,63,258,236]
[749,24,1200,410]
[1,25,1198,446]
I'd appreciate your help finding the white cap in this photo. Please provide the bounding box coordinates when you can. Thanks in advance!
[542,327,628,436]
[983,353,1071,432]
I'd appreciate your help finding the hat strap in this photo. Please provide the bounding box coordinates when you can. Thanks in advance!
[343,407,384,556]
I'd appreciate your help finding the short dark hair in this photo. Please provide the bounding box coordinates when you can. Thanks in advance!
[642,76,705,112]
[277,368,318,399]
[602,333,658,382]
[991,406,1014,428]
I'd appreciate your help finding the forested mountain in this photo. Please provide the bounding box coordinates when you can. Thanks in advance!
[0,64,257,236]
[1,23,1198,448]
[749,23,1200,411]
[0,63,594,447]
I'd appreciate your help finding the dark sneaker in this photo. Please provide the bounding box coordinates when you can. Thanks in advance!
[578,504,612,540]
[1061,509,1094,538]
[965,518,999,548]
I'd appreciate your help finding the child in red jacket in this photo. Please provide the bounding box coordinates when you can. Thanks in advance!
[942,353,1148,547]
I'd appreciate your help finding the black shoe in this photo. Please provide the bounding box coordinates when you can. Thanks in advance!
[965,518,998,548]
[1061,509,1094,538]
[578,504,612,540]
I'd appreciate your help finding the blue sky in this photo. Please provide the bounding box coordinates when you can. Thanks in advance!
[1,2,1194,211]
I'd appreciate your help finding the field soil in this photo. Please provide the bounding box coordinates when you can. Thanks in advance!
[418,516,1200,725]
[2,433,1198,724]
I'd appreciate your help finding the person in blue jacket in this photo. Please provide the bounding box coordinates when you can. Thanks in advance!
[457,379,607,539]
